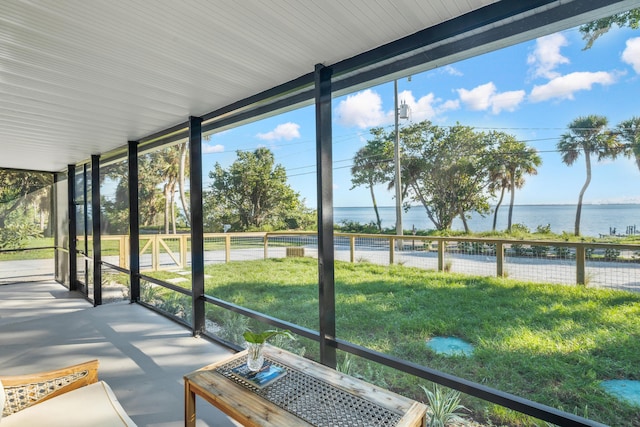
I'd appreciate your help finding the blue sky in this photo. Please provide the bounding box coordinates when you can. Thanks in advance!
[201,21,640,209]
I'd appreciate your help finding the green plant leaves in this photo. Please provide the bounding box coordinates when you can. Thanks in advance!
[243,329,295,344]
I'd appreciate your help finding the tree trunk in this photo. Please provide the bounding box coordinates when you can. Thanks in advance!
[460,213,470,233]
[171,188,177,234]
[0,198,23,228]
[492,187,505,231]
[163,185,171,234]
[575,150,592,236]
[169,180,176,234]
[178,143,190,226]
[411,182,440,230]
[507,178,516,232]
[368,182,382,232]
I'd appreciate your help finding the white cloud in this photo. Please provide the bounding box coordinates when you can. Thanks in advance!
[458,82,495,110]
[456,82,525,114]
[388,90,461,122]
[529,71,617,102]
[527,33,570,79]
[335,89,386,128]
[439,99,460,112]
[397,90,436,122]
[202,143,224,154]
[442,65,463,76]
[256,122,300,141]
[622,37,640,74]
[490,90,526,113]
[336,88,463,127]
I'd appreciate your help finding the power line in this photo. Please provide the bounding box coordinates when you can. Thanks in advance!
[201,122,637,181]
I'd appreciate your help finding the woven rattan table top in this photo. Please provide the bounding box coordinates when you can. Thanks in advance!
[216,355,402,427]
[184,345,427,427]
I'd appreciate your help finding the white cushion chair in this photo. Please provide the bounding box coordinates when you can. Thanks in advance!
[0,359,136,426]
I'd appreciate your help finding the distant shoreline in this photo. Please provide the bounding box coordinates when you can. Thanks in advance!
[334,204,639,237]
[335,203,640,209]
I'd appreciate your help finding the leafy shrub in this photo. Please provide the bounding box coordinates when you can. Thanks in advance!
[510,244,528,256]
[159,293,191,321]
[511,223,530,234]
[535,224,552,234]
[561,231,574,240]
[553,246,571,259]
[337,353,388,389]
[140,283,191,322]
[420,384,468,427]
[0,221,42,249]
[472,242,486,254]
[457,242,473,254]
[270,333,306,357]
[140,282,161,304]
[458,242,497,255]
[485,243,497,255]
[217,310,249,345]
[604,248,620,260]
[336,220,381,234]
[530,245,549,257]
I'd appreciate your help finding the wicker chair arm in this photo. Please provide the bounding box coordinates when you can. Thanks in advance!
[1,359,99,417]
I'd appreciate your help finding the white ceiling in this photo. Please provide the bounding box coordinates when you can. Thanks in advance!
[0,0,636,172]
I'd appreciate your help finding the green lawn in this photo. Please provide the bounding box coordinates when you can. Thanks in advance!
[190,257,640,426]
[0,237,55,260]
[0,237,125,260]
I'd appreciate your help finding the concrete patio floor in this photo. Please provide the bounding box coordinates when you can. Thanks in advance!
[0,280,241,426]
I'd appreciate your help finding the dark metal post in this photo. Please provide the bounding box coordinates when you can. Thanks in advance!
[83,164,89,290]
[91,155,102,306]
[52,172,59,281]
[189,116,205,336]
[128,141,140,302]
[68,164,77,291]
[51,172,58,240]
[315,63,336,368]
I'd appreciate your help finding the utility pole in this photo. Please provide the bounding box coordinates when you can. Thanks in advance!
[394,79,409,250]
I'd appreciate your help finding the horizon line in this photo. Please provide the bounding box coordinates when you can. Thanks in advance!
[334,203,640,208]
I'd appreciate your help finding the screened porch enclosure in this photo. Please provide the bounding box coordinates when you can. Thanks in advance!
[2,1,639,426]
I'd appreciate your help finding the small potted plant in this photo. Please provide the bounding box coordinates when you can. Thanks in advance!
[243,329,295,371]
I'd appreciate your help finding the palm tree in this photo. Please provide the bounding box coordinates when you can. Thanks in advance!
[137,155,165,227]
[177,142,191,226]
[488,164,508,231]
[557,115,621,236]
[350,129,393,232]
[617,117,640,171]
[157,146,181,234]
[506,146,541,232]
[488,133,541,232]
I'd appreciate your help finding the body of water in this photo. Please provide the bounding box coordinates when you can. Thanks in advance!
[334,204,640,237]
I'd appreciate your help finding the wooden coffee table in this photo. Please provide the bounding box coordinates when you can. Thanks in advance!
[184,344,427,426]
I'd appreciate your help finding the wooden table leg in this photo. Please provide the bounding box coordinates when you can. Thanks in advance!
[185,380,196,427]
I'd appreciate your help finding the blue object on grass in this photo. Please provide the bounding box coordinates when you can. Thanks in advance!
[426,336,474,356]
[601,380,640,407]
